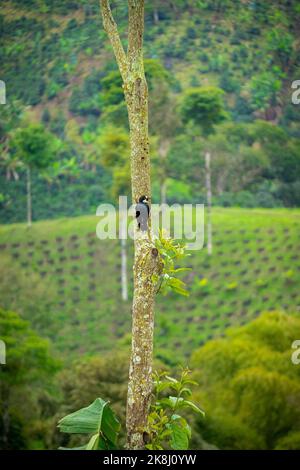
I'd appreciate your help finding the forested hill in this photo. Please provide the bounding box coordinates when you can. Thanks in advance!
[1,0,300,222]
[2,0,299,123]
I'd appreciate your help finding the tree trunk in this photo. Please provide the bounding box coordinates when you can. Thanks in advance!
[153,7,159,24]
[205,151,212,255]
[158,140,169,205]
[119,202,128,302]
[125,78,161,449]
[26,166,32,227]
[160,178,167,205]
[121,238,128,301]
[100,0,162,449]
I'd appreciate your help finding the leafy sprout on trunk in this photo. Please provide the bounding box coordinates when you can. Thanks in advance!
[146,369,205,450]
[153,229,191,297]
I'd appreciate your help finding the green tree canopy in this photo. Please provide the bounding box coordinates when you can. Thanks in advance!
[0,307,58,449]
[10,123,59,170]
[180,86,227,135]
[191,311,300,450]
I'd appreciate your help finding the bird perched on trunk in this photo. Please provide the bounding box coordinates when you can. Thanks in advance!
[135,195,150,231]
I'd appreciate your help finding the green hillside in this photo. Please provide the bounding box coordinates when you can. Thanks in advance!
[1,0,300,223]
[2,0,299,118]
[1,207,299,364]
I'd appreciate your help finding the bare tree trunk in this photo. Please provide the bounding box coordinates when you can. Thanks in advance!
[205,151,212,255]
[121,238,128,301]
[100,0,161,449]
[158,140,169,205]
[26,166,32,227]
[216,170,227,196]
[161,178,167,205]
[153,5,159,24]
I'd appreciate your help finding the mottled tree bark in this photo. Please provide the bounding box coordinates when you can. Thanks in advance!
[121,238,128,301]
[100,0,161,449]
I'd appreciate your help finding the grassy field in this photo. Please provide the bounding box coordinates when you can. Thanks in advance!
[0,207,299,365]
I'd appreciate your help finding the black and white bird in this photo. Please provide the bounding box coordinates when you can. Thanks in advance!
[135,195,150,231]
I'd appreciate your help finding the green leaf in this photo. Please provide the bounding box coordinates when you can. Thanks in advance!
[86,433,99,450]
[181,399,205,416]
[170,285,190,297]
[154,381,175,394]
[179,387,192,397]
[58,398,121,446]
[101,403,120,445]
[157,396,205,416]
[164,375,179,384]
[168,420,189,450]
[58,398,108,434]
[157,396,178,410]
[98,436,113,450]
[182,378,198,387]
[170,267,192,273]
[59,445,87,450]
[167,277,186,288]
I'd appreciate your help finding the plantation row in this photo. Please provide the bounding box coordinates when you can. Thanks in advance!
[0,209,298,362]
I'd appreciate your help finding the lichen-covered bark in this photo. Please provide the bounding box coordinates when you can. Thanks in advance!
[100,0,128,81]
[125,76,161,449]
[126,237,160,449]
[121,238,128,301]
[100,0,161,449]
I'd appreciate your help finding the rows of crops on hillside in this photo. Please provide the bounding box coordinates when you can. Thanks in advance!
[1,209,299,363]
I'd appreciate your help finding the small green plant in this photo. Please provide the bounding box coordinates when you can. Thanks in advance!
[255,278,268,288]
[57,369,203,450]
[57,398,120,450]
[198,278,208,287]
[197,277,210,295]
[146,369,204,450]
[153,230,191,297]
[283,269,294,283]
[225,281,238,291]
